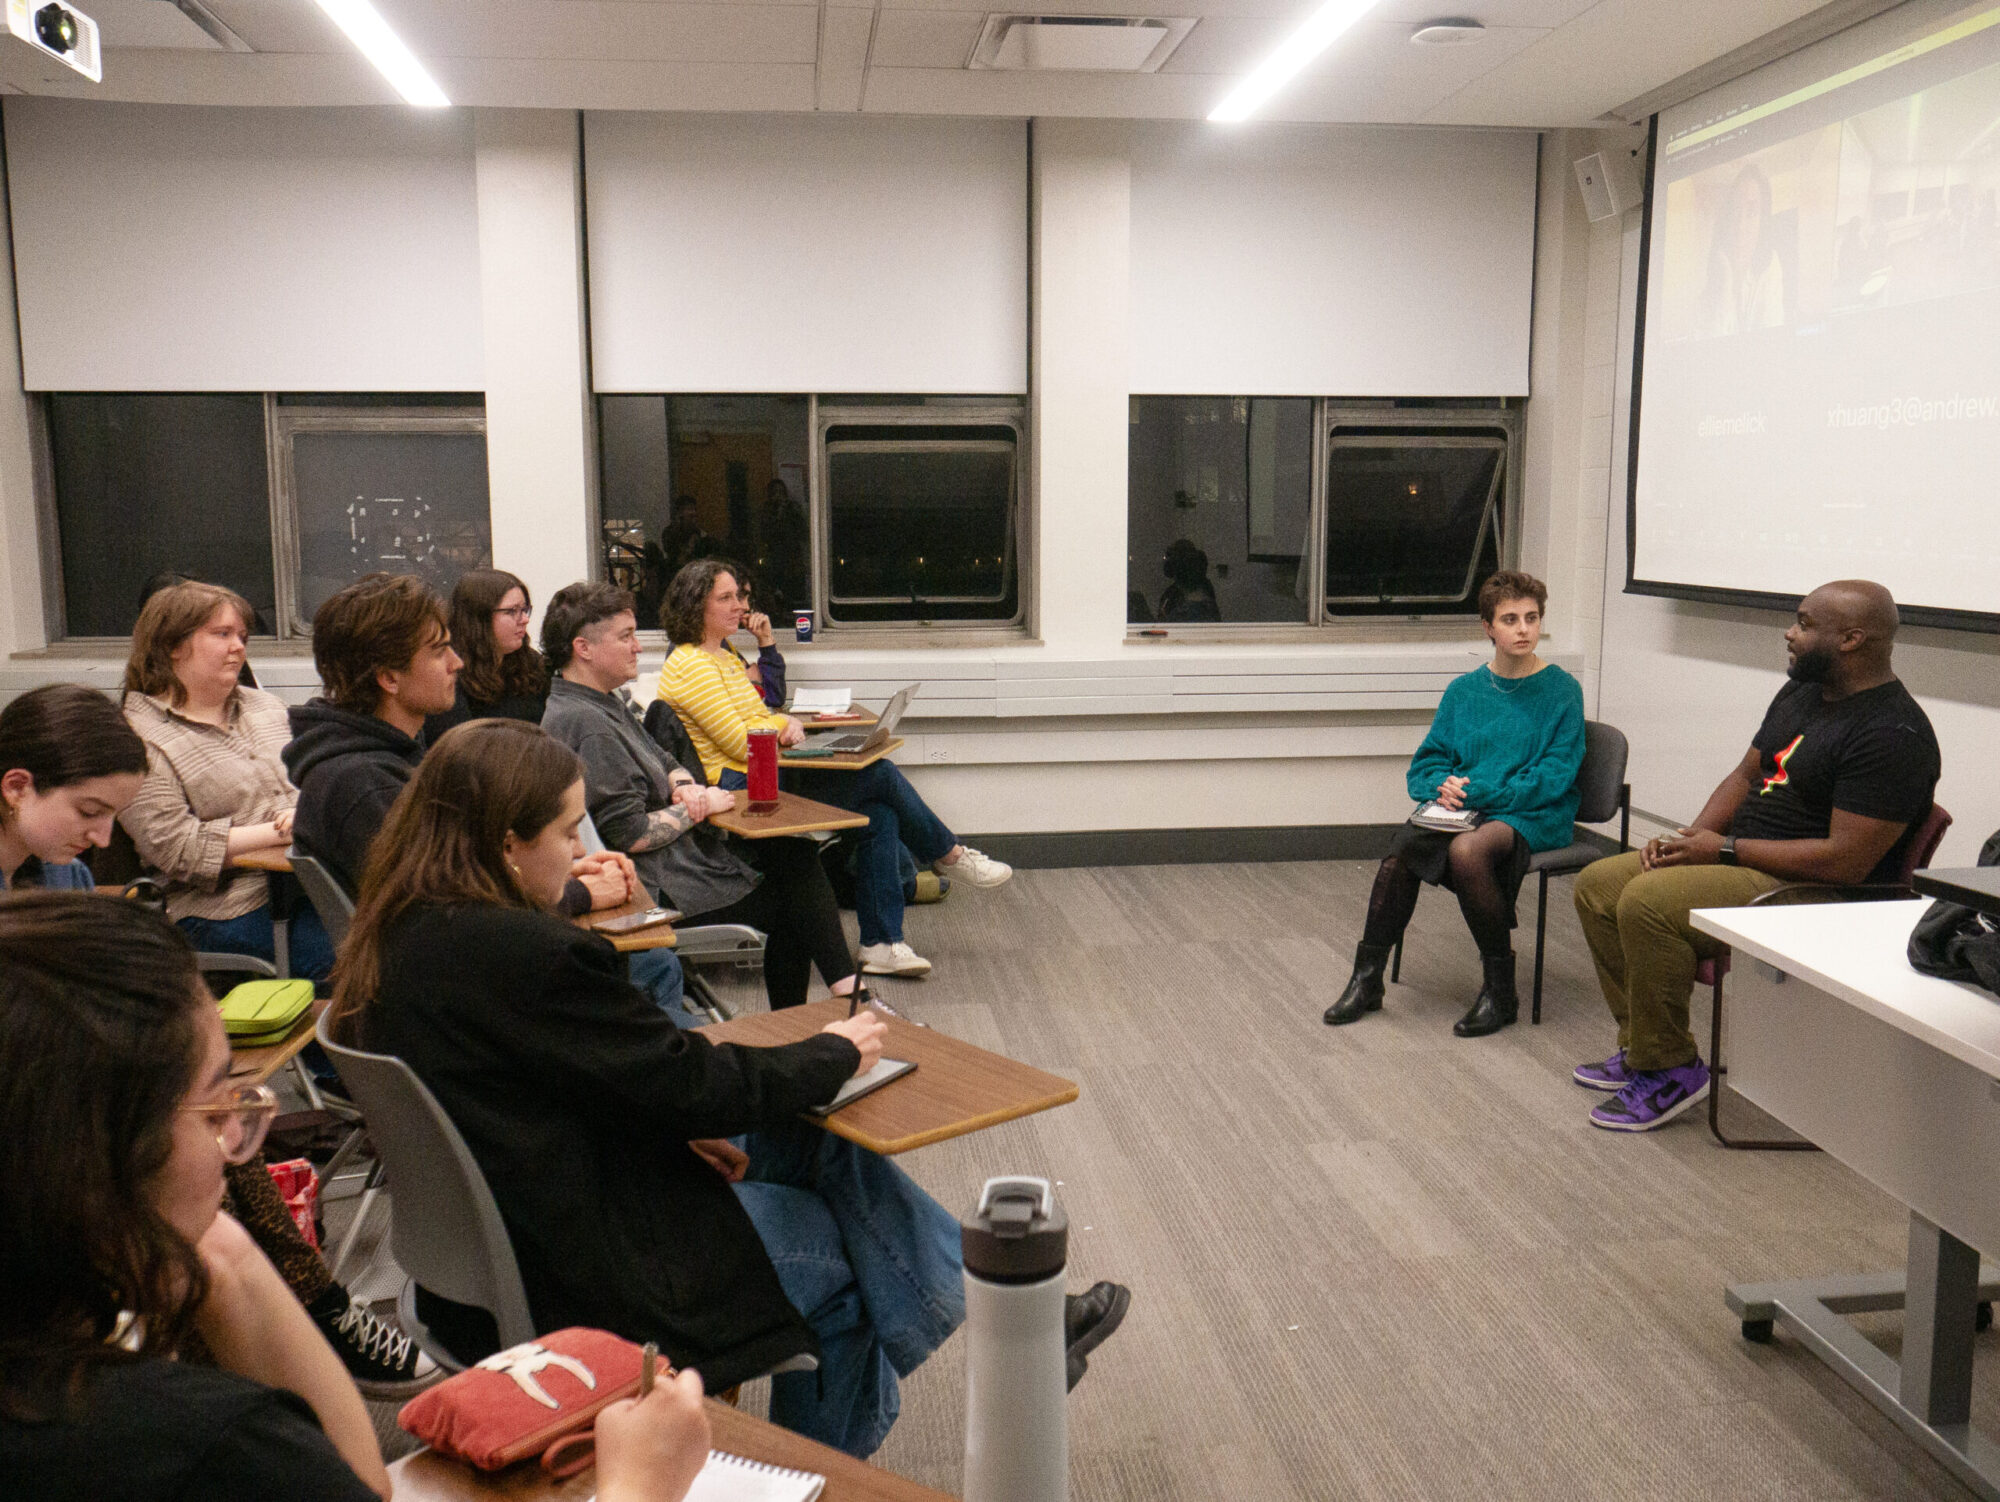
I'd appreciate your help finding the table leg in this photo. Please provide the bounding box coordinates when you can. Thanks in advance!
[1726,1213,2000,1501]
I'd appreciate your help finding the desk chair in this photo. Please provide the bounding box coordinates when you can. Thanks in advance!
[288,849,354,948]
[315,1011,535,1368]
[578,809,767,1024]
[1706,802,1954,1151]
[1391,720,1632,1024]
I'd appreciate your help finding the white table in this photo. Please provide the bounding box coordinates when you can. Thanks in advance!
[1692,899,2000,1500]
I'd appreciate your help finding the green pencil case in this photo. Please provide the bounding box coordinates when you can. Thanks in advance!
[217,978,315,1043]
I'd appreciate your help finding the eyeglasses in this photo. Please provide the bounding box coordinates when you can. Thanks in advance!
[493,606,532,620]
[182,1082,280,1165]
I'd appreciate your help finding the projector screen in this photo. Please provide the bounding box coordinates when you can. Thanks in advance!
[1630,0,2000,631]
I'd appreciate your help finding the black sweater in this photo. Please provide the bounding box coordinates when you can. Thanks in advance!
[284,699,424,894]
[361,902,859,1387]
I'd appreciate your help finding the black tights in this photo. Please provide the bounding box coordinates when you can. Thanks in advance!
[689,837,856,1009]
[1361,821,1521,958]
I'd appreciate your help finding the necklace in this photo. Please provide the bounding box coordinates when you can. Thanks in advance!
[1486,664,1539,694]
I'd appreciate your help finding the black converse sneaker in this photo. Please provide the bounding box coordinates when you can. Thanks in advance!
[308,1287,440,1398]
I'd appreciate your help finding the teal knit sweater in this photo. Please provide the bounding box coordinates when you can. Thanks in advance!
[1406,663,1586,853]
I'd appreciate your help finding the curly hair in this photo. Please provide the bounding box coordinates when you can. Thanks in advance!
[123,582,254,706]
[447,569,550,707]
[660,558,741,646]
[0,894,210,1419]
[1476,570,1548,623]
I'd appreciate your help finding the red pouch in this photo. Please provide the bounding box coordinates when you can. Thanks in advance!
[398,1329,644,1475]
[264,1158,321,1250]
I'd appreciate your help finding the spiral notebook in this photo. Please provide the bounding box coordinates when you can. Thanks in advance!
[596,1448,825,1502]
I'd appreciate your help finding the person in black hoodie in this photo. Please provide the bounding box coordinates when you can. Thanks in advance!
[328,721,1088,1458]
[285,574,689,1019]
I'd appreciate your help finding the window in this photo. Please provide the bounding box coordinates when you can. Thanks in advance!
[599,395,1026,634]
[1127,399,1519,628]
[42,393,489,640]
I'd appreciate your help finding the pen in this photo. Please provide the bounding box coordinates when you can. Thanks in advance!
[639,1341,657,1397]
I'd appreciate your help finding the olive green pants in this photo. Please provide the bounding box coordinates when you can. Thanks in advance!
[1572,852,1782,1071]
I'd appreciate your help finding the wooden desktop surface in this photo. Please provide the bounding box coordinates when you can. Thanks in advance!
[795,707,879,730]
[232,848,294,873]
[388,1397,955,1501]
[229,998,327,1086]
[711,791,870,840]
[577,898,680,953]
[780,737,904,772]
[705,998,1078,1155]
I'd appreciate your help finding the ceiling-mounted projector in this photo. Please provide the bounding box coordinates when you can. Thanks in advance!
[6,0,101,78]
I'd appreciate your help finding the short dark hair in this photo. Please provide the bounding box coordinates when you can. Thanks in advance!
[541,582,636,672]
[0,894,210,1418]
[0,685,149,819]
[311,573,449,714]
[1477,570,1548,623]
[660,559,739,646]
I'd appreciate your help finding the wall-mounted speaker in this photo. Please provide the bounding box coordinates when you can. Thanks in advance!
[1573,150,1643,224]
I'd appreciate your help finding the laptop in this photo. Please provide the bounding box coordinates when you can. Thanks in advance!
[807,684,917,755]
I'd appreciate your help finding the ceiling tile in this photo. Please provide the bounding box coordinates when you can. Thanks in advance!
[870,9,983,69]
[390,0,820,64]
[200,0,351,54]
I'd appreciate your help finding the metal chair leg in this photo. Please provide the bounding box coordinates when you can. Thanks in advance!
[1532,869,1550,1025]
[1390,937,1402,984]
[1708,969,1819,1151]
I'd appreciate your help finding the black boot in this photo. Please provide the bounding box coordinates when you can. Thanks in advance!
[1454,950,1519,1037]
[1324,942,1393,1026]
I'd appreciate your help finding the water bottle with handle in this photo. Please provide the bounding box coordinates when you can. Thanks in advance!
[961,1175,1068,1502]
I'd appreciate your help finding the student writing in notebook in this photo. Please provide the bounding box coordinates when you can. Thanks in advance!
[1323,571,1585,1038]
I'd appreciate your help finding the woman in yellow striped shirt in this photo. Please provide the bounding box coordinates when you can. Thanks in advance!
[657,561,1011,979]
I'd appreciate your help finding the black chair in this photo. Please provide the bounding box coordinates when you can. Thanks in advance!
[1392,719,1631,1024]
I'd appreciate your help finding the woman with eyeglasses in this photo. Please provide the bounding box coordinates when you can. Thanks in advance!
[424,568,553,741]
[0,895,716,1502]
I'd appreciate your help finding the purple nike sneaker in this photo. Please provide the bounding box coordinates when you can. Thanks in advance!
[1588,1061,1711,1132]
[1573,1050,1634,1092]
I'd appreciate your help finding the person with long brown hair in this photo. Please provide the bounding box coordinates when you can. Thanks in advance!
[0,894,716,1502]
[423,567,553,741]
[332,719,1123,1457]
[0,683,148,891]
[117,580,335,979]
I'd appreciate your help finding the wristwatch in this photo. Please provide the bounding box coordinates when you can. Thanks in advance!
[1717,836,1738,867]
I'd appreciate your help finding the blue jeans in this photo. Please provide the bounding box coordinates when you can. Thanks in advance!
[179,902,335,983]
[730,1121,964,1458]
[630,948,705,1030]
[787,763,956,948]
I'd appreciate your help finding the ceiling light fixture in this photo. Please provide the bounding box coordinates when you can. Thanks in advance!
[311,0,449,108]
[1207,0,1383,123]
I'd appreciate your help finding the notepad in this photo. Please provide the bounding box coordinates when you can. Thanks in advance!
[1408,801,1482,833]
[804,1057,915,1118]
[594,1449,825,1502]
[791,688,852,715]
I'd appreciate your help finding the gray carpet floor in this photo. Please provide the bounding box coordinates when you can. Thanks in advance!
[351,860,1994,1499]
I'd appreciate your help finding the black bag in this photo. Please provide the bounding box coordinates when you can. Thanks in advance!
[1908,828,2000,997]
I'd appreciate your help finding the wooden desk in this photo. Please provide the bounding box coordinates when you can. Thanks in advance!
[1692,900,2000,1502]
[711,791,870,840]
[795,707,879,731]
[576,898,679,954]
[780,737,903,772]
[705,998,1077,1155]
[229,998,327,1085]
[388,1397,955,1501]
[232,848,294,873]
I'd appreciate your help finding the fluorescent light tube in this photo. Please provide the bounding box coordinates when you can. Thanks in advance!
[312,0,450,108]
[1208,0,1382,122]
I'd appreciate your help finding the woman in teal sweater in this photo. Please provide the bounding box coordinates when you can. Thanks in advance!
[1325,571,1585,1038]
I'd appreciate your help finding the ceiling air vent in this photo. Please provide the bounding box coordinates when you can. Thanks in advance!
[969,14,1195,72]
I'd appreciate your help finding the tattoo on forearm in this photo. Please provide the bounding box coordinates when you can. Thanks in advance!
[630,803,696,852]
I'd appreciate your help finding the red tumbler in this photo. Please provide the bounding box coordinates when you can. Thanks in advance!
[747,727,780,811]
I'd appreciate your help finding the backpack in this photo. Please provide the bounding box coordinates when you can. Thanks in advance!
[1907,827,2000,997]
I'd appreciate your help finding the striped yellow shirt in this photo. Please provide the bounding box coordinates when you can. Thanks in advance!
[657,644,789,782]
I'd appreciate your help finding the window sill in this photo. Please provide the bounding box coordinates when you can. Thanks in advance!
[1125,621,1488,647]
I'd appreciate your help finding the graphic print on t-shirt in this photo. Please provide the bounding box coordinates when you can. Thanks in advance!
[1759,734,1803,795]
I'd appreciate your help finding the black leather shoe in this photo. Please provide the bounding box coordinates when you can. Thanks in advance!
[1453,950,1519,1037]
[1064,1281,1131,1391]
[1324,942,1393,1026]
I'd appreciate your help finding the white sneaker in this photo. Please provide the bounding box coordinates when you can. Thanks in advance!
[859,941,933,977]
[938,845,1012,888]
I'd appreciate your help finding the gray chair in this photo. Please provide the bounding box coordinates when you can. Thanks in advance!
[314,1010,536,1368]
[1392,719,1631,1024]
[577,810,766,1024]
[287,848,354,948]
